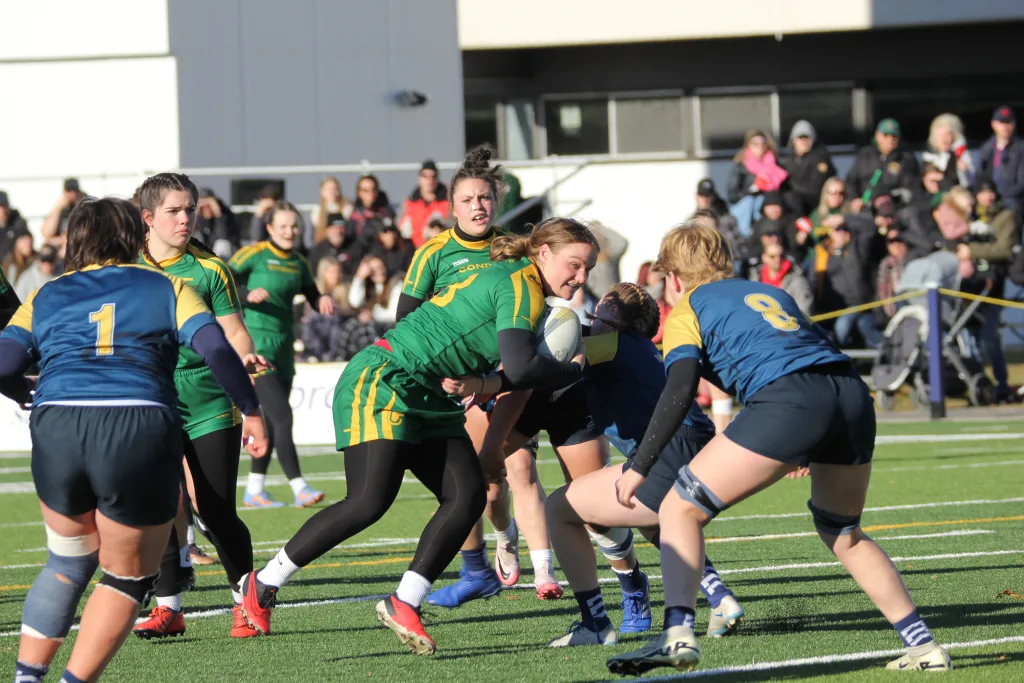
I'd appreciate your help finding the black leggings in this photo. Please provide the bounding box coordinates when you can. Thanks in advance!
[284,438,486,582]
[156,426,254,597]
[250,374,302,479]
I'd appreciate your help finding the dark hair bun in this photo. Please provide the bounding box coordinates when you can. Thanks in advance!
[463,145,493,170]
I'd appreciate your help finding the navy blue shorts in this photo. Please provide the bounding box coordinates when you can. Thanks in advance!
[513,382,602,449]
[625,426,713,512]
[725,362,875,467]
[31,405,183,526]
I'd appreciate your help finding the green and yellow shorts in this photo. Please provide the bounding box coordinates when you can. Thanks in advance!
[333,344,467,450]
[252,331,296,382]
[175,366,242,440]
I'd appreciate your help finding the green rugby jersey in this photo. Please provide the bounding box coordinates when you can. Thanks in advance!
[140,242,241,371]
[0,266,20,328]
[229,240,318,337]
[402,228,495,299]
[385,256,545,390]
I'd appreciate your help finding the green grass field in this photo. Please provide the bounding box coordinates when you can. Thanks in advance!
[1,418,1023,682]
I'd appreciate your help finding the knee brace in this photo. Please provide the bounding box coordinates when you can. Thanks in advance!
[21,527,100,641]
[673,465,728,520]
[586,525,634,561]
[97,569,160,607]
[807,500,861,536]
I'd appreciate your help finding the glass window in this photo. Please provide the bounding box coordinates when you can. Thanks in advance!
[544,98,609,156]
[614,96,689,154]
[698,92,773,153]
[465,97,499,152]
[779,88,855,146]
[502,100,535,160]
[871,76,1024,147]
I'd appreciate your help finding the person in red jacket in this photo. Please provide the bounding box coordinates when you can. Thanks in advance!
[399,160,450,248]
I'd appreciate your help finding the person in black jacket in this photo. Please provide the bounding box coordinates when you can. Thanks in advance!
[0,191,30,264]
[813,222,882,348]
[307,213,365,278]
[846,119,920,214]
[783,120,835,217]
[977,106,1024,222]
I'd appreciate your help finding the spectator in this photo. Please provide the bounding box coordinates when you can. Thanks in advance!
[301,259,354,363]
[846,118,920,213]
[308,213,365,278]
[0,191,30,264]
[813,222,883,348]
[808,177,848,245]
[755,242,813,316]
[310,176,354,246]
[399,160,449,248]
[349,174,396,248]
[922,113,973,191]
[370,221,414,277]
[40,178,86,249]
[914,164,948,214]
[750,191,808,264]
[876,230,911,321]
[496,170,536,235]
[977,106,1024,220]
[960,178,1016,399]
[347,255,403,326]
[587,221,628,297]
[423,213,447,242]
[14,244,57,301]
[728,129,788,238]
[248,184,283,244]
[695,180,747,267]
[196,188,237,259]
[904,186,972,262]
[3,231,35,287]
[636,261,670,344]
[783,119,835,217]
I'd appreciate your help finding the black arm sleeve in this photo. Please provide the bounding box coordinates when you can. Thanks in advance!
[631,357,701,477]
[395,293,425,323]
[494,328,584,392]
[302,285,323,309]
[0,339,33,404]
[0,287,22,329]
[190,324,261,416]
[230,269,249,303]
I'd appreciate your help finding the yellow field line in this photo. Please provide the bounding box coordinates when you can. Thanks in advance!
[1,514,1021,593]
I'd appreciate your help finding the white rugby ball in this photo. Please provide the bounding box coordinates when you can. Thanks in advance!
[536,305,583,362]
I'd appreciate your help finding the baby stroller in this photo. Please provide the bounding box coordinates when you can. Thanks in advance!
[871,252,996,411]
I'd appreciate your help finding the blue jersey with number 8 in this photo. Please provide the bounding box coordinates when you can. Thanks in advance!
[661,279,848,404]
[0,264,215,408]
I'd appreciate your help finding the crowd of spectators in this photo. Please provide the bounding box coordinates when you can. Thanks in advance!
[2,105,1021,400]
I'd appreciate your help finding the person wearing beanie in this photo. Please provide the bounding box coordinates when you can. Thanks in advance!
[845,118,920,214]
[783,120,835,217]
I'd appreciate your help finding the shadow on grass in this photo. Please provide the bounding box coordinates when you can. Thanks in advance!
[325,641,543,663]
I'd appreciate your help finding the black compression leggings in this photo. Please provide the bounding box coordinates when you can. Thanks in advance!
[250,374,302,480]
[156,426,254,597]
[283,438,487,582]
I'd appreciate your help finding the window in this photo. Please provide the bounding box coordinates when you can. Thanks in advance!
[613,96,691,154]
[698,92,773,152]
[543,98,609,156]
[500,100,535,161]
[779,87,855,146]
[465,97,499,152]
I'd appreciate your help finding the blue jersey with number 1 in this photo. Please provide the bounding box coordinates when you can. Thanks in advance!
[661,279,848,404]
[0,264,216,408]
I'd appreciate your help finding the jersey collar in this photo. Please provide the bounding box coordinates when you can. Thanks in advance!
[451,224,493,250]
[265,240,291,259]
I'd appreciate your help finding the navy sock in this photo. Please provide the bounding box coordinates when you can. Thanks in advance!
[60,671,87,683]
[699,556,735,608]
[14,661,48,682]
[461,545,489,573]
[894,609,934,648]
[663,605,696,630]
[614,563,646,595]
[574,587,613,632]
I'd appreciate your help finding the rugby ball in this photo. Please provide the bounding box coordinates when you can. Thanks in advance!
[536,305,583,362]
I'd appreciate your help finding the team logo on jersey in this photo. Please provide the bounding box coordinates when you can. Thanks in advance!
[452,258,469,267]
[381,410,404,428]
[887,162,901,174]
[817,161,828,173]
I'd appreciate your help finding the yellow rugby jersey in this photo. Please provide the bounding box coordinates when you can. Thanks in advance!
[402,227,495,300]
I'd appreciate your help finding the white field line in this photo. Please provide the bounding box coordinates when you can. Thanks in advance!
[0,549,1020,638]
[596,636,1024,682]
[0,467,29,474]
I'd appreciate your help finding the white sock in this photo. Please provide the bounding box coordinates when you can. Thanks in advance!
[179,545,192,568]
[247,473,266,496]
[395,571,432,609]
[231,590,242,605]
[157,594,182,611]
[494,521,517,547]
[186,525,197,546]
[289,477,309,496]
[530,549,555,581]
[256,549,301,589]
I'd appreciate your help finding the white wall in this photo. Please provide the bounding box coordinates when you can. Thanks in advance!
[458,0,1024,49]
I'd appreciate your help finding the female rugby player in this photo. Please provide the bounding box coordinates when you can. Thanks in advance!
[1,197,267,683]
[608,222,950,674]
[239,218,600,656]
